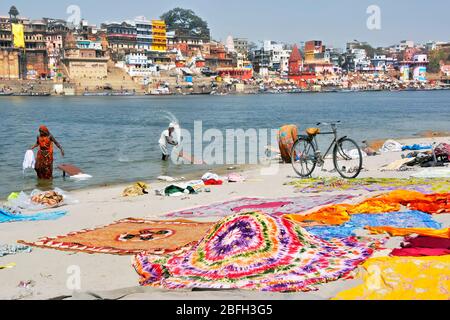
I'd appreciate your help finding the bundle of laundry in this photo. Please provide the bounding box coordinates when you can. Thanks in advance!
[201,172,223,185]
[435,143,450,162]
[122,182,150,197]
[7,188,77,211]
[401,144,432,151]
[380,139,403,152]
[157,180,205,197]
[227,173,246,183]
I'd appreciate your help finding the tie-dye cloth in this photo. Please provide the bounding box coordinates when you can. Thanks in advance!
[286,177,450,194]
[0,208,66,223]
[333,256,450,300]
[134,212,381,292]
[305,210,442,240]
[163,194,356,218]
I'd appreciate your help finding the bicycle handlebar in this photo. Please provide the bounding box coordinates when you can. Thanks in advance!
[316,121,341,126]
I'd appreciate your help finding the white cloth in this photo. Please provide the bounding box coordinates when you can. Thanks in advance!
[380,139,403,152]
[22,150,35,173]
[411,167,450,178]
[69,173,92,180]
[347,149,367,158]
[201,172,220,181]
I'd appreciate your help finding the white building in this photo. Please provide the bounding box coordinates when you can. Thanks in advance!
[262,40,290,71]
[126,53,149,65]
[395,40,415,52]
[124,53,158,78]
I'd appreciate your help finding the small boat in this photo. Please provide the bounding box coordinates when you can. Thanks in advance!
[12,92,51,96]
[0,91,13,96]
[83,92,111,96]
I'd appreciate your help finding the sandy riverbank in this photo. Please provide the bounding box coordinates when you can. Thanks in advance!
[0,136,449,300]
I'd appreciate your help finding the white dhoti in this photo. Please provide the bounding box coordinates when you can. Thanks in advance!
[160,143,169,156]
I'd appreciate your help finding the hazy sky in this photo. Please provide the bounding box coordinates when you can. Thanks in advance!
[1,0,449,48]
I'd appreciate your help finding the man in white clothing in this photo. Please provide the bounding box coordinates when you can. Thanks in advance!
[159,123,178,161]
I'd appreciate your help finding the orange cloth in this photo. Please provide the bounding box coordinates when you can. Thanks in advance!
[285,205,351,225]
[366,226,450,239]
[278,125,298,163]
[285,190,449,225]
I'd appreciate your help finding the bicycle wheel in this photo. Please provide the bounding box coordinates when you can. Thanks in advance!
[291,137,317,177]
[333,138,363,179]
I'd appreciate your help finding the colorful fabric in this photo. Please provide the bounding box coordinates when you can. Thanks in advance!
[0,208,66,223]
[164,194,356,218]
[278,124,298,163]
[285,190,449,225]
[0,244,32,257]
[19,218,214,255]
[305,210,441,239]
[402,236,450,249]
[390,248,450,257]
[287,177,450,193]
[134,212,380,292]
[366,226,450,239]
[11,23,25,48]
[333,256,450,300]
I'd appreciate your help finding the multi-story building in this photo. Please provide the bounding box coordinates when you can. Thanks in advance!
[62,32,108,79]
[0,15,49,79]
[135,17,152,51]
[233,37,248,57]
[151,20,167,52]
[103,21,137,53]
[304,40,324,63]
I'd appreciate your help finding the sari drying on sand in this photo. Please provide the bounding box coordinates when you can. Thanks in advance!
[333,256,450,300]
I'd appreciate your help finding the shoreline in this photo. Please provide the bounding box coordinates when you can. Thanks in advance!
[3,132,447,202]
[1,86,450,97]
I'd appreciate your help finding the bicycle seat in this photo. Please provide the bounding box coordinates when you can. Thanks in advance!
[306,128,321,136]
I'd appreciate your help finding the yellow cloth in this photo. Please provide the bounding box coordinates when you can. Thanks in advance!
[334,256,450,300]
[122,182,149,197]
[0,262,16,270]
[366,226,450,239]
[12,23,25,48]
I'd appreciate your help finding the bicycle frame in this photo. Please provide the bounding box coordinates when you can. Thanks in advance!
[308,124,341,162]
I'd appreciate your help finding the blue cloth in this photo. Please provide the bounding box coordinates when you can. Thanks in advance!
[402,144,432,151]
[0,208,67,223]
[306,210,442,239]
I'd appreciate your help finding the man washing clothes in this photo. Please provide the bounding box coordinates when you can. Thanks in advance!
[159,123,178,161]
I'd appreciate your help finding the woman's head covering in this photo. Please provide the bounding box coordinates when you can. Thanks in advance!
[168,122,176,129]
[39,125,50,135]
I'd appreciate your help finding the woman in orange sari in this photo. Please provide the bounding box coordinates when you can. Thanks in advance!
[31,125,64,179]
[277,124,298,163]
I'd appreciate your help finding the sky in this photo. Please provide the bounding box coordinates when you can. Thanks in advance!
[1,0,449,49]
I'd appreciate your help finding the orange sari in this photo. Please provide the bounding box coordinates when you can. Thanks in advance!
[35,127,54,180]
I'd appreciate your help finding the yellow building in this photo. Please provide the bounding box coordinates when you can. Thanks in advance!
[151,20,167,52]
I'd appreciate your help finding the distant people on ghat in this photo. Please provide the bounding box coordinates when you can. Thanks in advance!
[31,125,64,179]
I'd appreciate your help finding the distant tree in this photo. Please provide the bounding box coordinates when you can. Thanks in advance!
[160,8,209,38]
[428,50,447,73]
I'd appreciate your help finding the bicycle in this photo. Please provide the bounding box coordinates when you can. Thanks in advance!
[291,121,363,179]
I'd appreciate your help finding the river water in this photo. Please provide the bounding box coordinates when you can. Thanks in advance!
[0,90,449,197]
